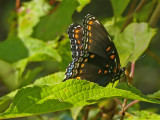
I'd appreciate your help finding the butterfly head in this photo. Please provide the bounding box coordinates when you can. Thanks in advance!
[120,67,125,75]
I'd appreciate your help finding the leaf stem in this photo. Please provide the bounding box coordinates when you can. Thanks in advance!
[120,99,127,120]
[16,0,20,11]
[129,61,135,84]
[124,100,139,111]
[82,108,89,120]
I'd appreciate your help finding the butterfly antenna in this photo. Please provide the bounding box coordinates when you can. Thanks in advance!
[136,54,146,61]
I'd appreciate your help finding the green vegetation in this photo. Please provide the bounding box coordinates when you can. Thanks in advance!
[0,0,160,119]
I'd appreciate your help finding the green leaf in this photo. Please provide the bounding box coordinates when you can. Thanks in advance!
[148,90,160,99]
[57,37,72,71]
[0,72,65,101]
[0,37,28,63]
[77,0,91,12]
[0,60,19,89]
[19,67,43,87]
[71,107,83,120]
[32,0,78,41]
[18,0,51,38]
[34,71,65,85]
[111,0,130,17]
[0,76,160,119]
[127,110,160,119]
[114,23,156,66]
[22,37,61,62]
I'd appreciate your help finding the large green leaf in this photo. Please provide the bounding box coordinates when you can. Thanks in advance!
[0,72,160,119]
[114,23,156,66]
[0,72,65,113]
[32,0,78,41]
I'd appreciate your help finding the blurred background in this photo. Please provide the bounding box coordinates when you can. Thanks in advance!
[0,0,160,119]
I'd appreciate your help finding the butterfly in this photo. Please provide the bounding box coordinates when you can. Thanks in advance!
[63,14,125,87]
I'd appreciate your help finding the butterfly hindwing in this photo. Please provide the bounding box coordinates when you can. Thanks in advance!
[68,23,84,61]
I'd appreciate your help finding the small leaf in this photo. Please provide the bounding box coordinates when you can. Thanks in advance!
[77,0,91,12]
[0,37,28,63]
[22,37,61,62]
[18,0,51,38]
[111,0,130,17]
[114,23,156,66]
[148,90,160,99]
[32,0,79,41]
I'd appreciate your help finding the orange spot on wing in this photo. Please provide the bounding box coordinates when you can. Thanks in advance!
[75,34,78,38]
[114,67,117,73]
[75,30,79,33]
[90,54,95,58]
[88,45,91,49]
[76,77,81,79]
[110,55,115,59]
[89,39,92,43]
[88,21,93,25]
[118,63,120,69]
[106,46,111,52]
[106,64,109,67]
[98,69,102,74]
[88,26,91,30]
[84,58,88,62]
[79,70,82,74]
[77,40,80,44]
[79,46,82,49]
[81,63,85,68]
[89,32,91,36]
[104,70,108,74]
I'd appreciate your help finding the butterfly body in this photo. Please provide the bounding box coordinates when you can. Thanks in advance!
[64,14,125,87]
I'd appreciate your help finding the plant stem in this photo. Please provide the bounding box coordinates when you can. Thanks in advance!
[121,0,146,32]
[146,49,160,65]
[124,100,139,111]
[149,1,160,27]
[16,0,20,11]
[120,99,128,120]
[82,108,89,120]
[129,61,135,84]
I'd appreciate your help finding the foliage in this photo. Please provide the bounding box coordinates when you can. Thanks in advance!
[0,0,160,119]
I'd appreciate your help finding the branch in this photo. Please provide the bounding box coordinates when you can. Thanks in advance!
[149,1,160,27]
[124,100,139,111]
[120,99,128,120]
[121,0,147,32]
[146,49,160,65]
[16,0,20,11]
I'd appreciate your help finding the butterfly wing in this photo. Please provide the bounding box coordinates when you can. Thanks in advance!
[64,14,122,86]
[68,23,84,61]
[82,14,121,75]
